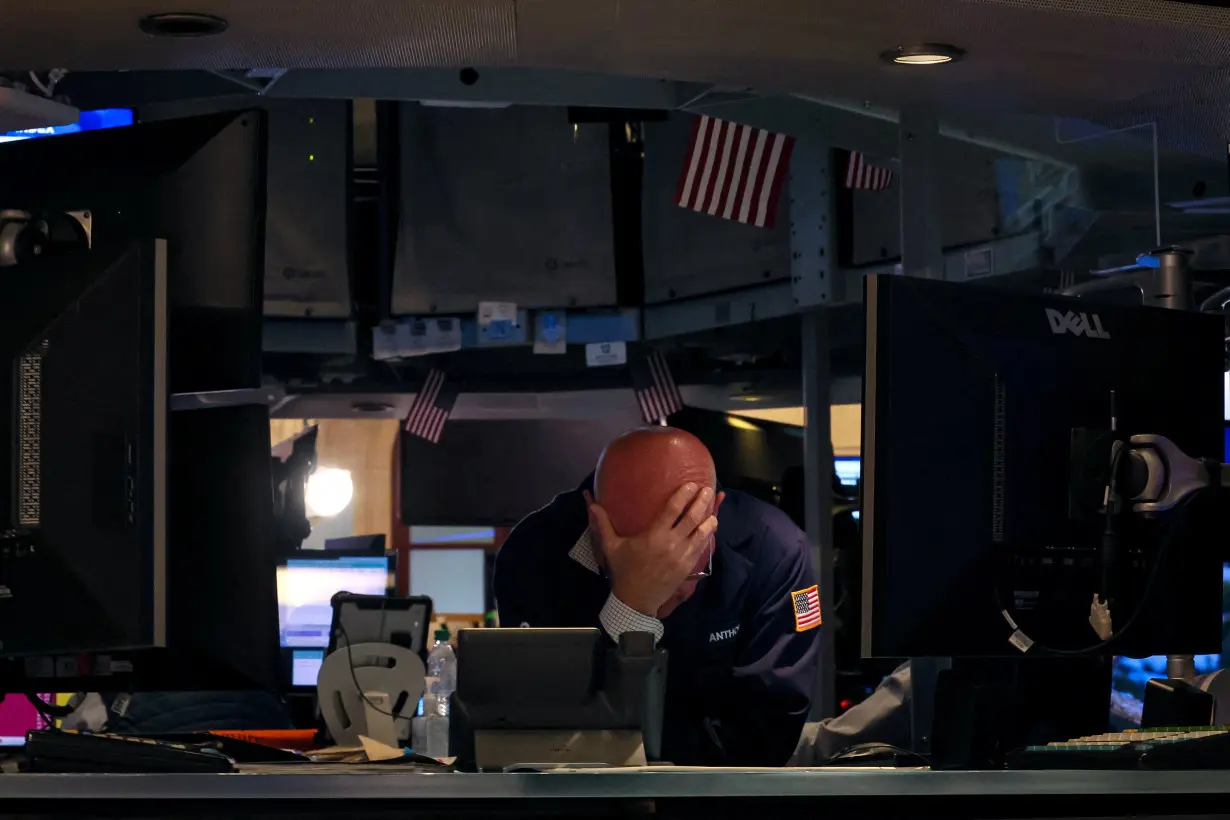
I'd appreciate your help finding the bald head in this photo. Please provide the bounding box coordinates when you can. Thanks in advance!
[594,427,716,537]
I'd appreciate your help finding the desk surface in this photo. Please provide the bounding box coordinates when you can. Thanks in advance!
[1,768,1230,801]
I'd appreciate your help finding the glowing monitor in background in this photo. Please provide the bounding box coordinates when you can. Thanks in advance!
[277,556,391,648]
[0,109,134,144]
[0,694,51,747]
[834,457,860,487]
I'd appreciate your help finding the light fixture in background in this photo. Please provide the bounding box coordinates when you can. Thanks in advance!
[880,43,965,66]
[725,416,762,432]
[305,467,354,518]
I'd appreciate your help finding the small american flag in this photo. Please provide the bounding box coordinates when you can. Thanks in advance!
[844,151,893,191]
[403,368,458,444]
[630,350,683,424]
[791,585,822,632]
[675,115,795,229]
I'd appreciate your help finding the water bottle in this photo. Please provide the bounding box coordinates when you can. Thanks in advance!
[419,627,456,758]
[413,695,449,759]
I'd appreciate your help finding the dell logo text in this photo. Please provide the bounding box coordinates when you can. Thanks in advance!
[1046,308,1111,340]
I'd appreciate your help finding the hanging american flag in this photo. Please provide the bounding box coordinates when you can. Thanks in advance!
[674,115,795,229]
[630,350,684,424]
[403,368,458,444]
[791,585,822,632]
[844,151,893,191]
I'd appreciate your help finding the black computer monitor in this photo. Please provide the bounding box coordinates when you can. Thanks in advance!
[0,112,278,691]
[0,246,280,691]
[0,241,167,658]
[324,534,387,554]
[861,274,1224,660]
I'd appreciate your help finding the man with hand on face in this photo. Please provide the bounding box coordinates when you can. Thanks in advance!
[494,427,820,766]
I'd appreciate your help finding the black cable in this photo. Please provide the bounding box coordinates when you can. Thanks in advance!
[336,617,413,724]
[1000,490,1201,657]
[24,693,57,727]
[1099,441,1128,603]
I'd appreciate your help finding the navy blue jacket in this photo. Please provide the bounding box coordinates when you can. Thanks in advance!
[494,479,820,766]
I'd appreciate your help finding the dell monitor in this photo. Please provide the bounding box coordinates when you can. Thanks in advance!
[861,274,1224,660]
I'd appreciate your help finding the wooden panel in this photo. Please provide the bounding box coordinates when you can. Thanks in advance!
[272,418,399,548]
[728,404,862,456]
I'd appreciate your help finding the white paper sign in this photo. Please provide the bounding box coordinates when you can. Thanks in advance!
[585,341,627,367]
[372,318,462,360]
[478,301,517,327]
[964,247,995,279]
[478,301,519,343]
[534,312,567,355]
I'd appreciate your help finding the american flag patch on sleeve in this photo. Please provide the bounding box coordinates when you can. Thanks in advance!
[791,585,822,632]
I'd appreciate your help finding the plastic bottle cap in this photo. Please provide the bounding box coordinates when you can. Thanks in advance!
[434,628,449,642]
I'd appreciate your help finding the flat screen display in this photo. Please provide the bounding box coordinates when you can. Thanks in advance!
[0,108,134,144]
[291,649,324,687]
[409,548,485,615]
[277,556,391,648]
[834,457,860,487]
[0,694,51,747]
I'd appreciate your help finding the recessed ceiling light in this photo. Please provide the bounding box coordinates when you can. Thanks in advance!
[880,44,965,66]
[138,12,229,38]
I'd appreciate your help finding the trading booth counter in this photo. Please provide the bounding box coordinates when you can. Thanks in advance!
[1,768,1229,818]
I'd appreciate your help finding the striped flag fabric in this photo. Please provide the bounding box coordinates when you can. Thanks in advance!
[403,368,458,444]
[630,350,684,424]
[843,151,893,190]
[674,115,795,229]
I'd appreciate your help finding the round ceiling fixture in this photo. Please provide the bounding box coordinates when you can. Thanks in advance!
[138,12,229,38]
[880,43,965,66]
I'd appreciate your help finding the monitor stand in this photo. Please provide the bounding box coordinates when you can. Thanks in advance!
[930,656,1111,769]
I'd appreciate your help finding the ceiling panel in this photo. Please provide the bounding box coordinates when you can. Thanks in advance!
[5,0,1230,156]
[517,0,1230,106]
[0,1,517,70]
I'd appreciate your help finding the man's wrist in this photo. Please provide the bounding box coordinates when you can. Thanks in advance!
[609,583,657,617]
[600,593,664,644]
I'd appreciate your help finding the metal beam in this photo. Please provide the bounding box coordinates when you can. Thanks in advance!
[642,282,796,339]
[790,138,835,308]
[265,68,691,110]
[801,309,835,720]
[793,130,838,720]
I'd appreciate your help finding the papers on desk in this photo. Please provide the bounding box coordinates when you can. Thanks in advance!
[308,735,453,768]
[541,765,902,773]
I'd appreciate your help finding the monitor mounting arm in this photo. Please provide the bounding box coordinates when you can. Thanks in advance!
[1092,435,1225,673]
[1116,434,1228,516]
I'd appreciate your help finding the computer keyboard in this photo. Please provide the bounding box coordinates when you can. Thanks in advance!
[1008,727,1230,770]
[23,730,235,773]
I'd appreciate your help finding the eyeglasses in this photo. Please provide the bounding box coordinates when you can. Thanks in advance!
[686,545,714,580]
